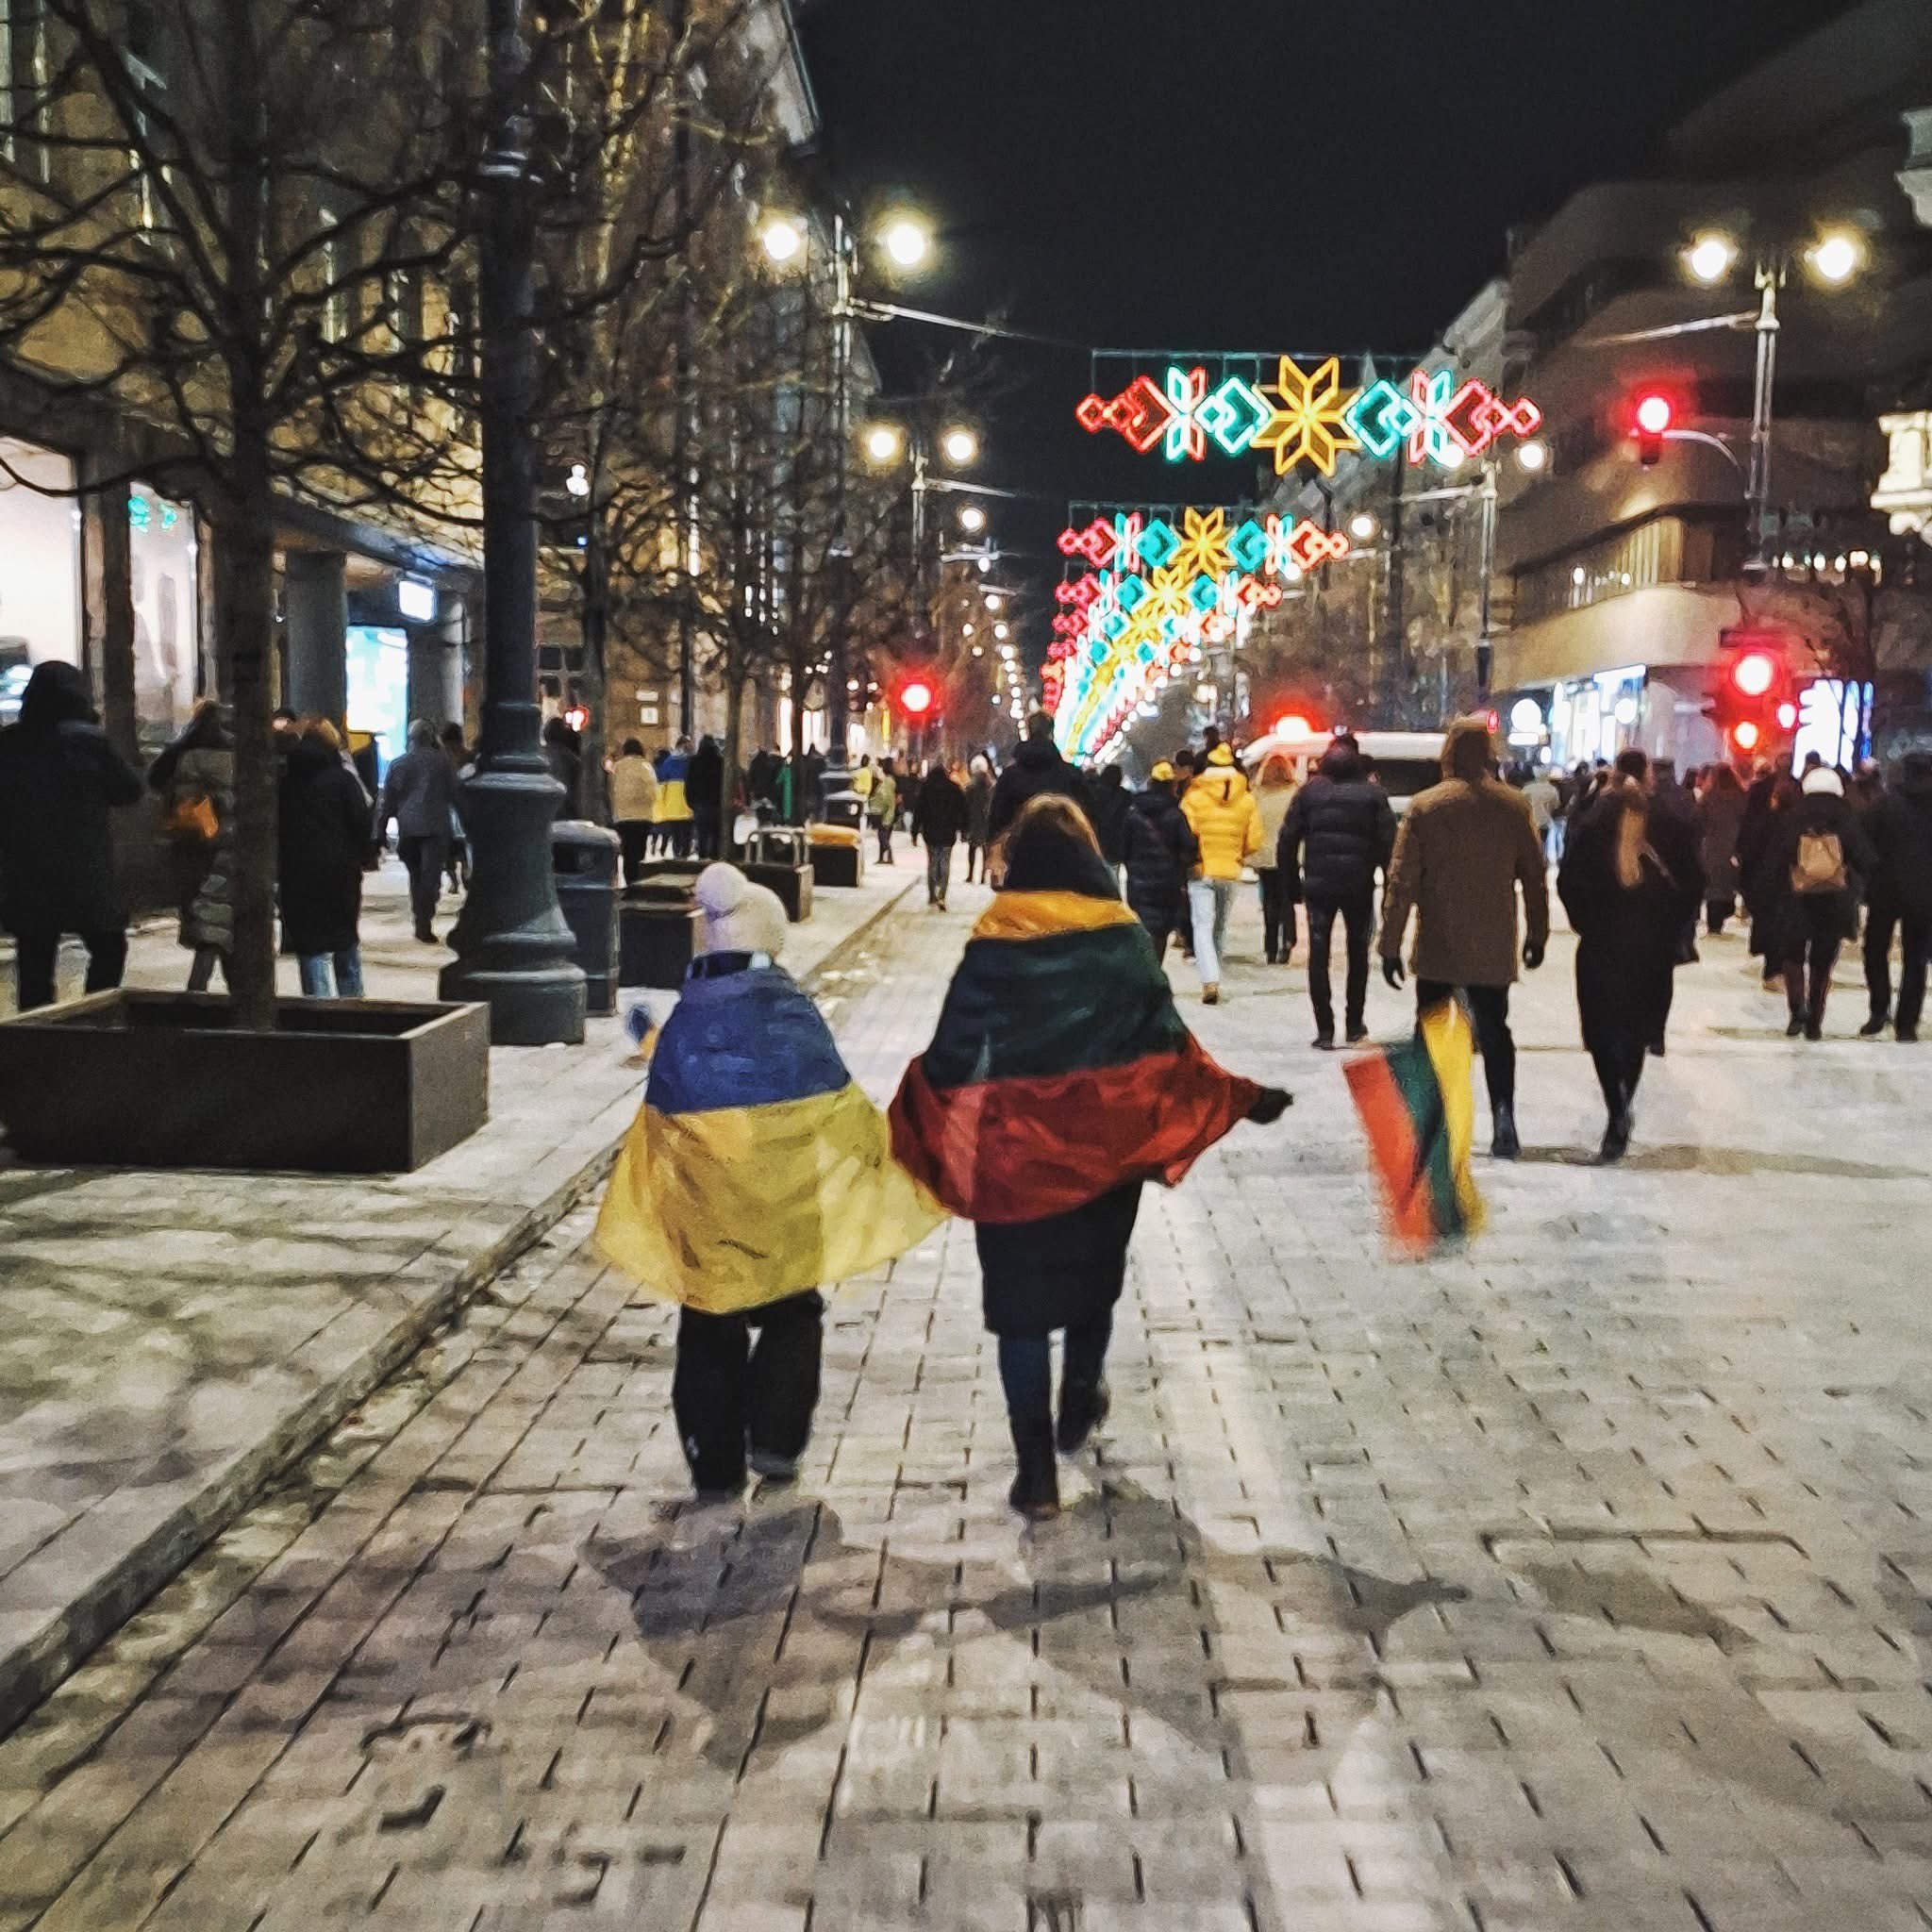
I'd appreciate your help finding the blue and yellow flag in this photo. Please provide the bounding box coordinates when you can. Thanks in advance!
[595,967,945,1312]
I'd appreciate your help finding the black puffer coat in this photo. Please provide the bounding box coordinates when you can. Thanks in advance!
[1119,785,1197,933]
[279,736,373,956]
[1275,741,1396,905]
[987,734,1085,843]
[0,661,143,938]
[1871,757,1932,924]
[1766,788,1874,948]
[1086,774,1132,865]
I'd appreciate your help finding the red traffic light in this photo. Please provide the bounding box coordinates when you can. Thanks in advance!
[1634,393,1674,437]
[1730,651,1776,698]
[1731,720,1762,753]
[899,679,934,718]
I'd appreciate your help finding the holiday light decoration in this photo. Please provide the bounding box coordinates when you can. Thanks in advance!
[1173,506,1232,582]
[1079,357,1542,477]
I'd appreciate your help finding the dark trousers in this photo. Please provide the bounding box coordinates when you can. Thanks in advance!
[997,1315,1113,1445]
[397,833,449,937]
[692,806,721,861]
[1588,1028,1649,1119]
[966,841,987,882]
[617,822,650,888]
[1866,906,1899,1023]
[1307,895,1374,1038]
[1784,898,1845,1028]
[1257,867,1296,960]
[926,841,953,905]
[672,1291,824,1492]
[1417,980,1515,1112]
[1707,892,1735,935]
[13,928,127,1012]
[875,819,894,863]
[1900,915,1932,1037]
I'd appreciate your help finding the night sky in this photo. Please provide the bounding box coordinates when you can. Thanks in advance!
[796,0,1839,669]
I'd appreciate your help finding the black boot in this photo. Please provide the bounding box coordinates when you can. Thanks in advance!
[1057,1377,1110,1456]
[1598,1107,1632,1165]
[1008,1419,1060,1521]
[1491,1103,1521,1160]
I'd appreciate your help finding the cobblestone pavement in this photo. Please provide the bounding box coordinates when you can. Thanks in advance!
[8,884,1932,1932]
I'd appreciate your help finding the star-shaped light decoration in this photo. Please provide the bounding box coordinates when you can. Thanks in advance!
[1253,355,1361,476]
[1173,506,1232,581]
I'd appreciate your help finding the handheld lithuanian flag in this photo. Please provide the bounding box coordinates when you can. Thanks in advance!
[1343,1002,1486,1256]
[595,966,944,1313]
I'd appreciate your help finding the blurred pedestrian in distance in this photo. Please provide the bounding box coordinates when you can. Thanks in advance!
[964,755,994,881]
[1698,764,1747,936]
[1378,717,1549,1159]
[653,736,694,858]
[610,738,658,886]
[1522,765,1560,863]
[686,733,724,859]
[1559,752,1703,1163]
[1250,753,1299,966]
[1179,743,1261,1006]
[0,661,143,1009]
[1767,765,1873,1040]
[279,718,372,998]
[1279,734,1395,1048]
[988,710,1084,843]
[149,698,235,991]
[1864,752,1932,1041]
[440,722,473,891]
[890,795,1288,1520]
[1087,764,1132,883]
[870,757,899,865]
[541,714,581,817]
[1120,760,1198,962]
[1740,763,1800,988]
[596,865,941,1500]
[379,719,463,943]
[911,757,966,909]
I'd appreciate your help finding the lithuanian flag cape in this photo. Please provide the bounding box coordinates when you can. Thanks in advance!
[1343,1002,1486,1256]
[889,891,1264,1224]
[595,967,944,1313]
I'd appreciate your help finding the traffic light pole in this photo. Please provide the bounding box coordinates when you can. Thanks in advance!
[821,216,856,812]
[441,0,587,1046]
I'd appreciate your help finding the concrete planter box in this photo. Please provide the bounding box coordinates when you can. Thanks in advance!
[0,991,490,1174]
[810,841,864,890]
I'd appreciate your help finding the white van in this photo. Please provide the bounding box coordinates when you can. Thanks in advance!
[1241,727,1446,815]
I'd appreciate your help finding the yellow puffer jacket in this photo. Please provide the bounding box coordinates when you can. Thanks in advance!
[1181,761,1261,881]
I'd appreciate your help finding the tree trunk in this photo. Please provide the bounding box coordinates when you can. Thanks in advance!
[722,658,745,858]
[217,438,280,1031]
[577,531,609,823]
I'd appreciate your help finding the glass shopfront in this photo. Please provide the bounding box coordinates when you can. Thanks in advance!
[346,624,409,775]
[0,436,82,724]
[1549,667,1646,769]
[129,485,200,755]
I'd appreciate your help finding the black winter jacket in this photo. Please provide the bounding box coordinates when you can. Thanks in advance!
[0,661,143,938]
[1870,760,1932,924]
[912,768,969,846]
[1275,747,1396,905]
[279,737,374,957]
[1119,787,1197,928]
[1087,778,1132,864]
[987,736,1084,843]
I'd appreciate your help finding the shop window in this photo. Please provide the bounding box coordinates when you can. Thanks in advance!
[129,485,199,756]
[0,439,82,712]
[1,0,51,182]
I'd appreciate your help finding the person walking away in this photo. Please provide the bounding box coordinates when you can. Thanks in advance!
[541,715,581,818]
[1558,757,1703,1162]
[609,738,658,887]
[964,756,994,882]
[654,738,694,858]
[1698,763,1747,936]
[849,754,875,811]
[1768,765,1873,1040]
[911,758,967,908]
[1250,754,1299,965]
[1087,765,1132,885]
[1378,716,1549,1158]
[1278,733,1396,1048]
[595,866,941,1500]
[279,719,372,996]
[988,710,1084,843]
[1866,752,1932,1041]
[0,661,143,1009]
[1119,761,1198,962]
[1650,758,1702,975]
[1522,766,1560,864]
[148,698,236,991]
[1738,758,1794,986]
[439,723,473,891]
[870,758,899,865]
[379,719,463,942]
[1168,749,1198,959]
[890,796,1290,1520]
[1855,762,1895,1037]
[687,733,725,859]
[1179,742,1261,1005]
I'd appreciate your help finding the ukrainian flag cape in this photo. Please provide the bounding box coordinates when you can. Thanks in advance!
[890,890,1263,1224]
[1343,1002,1486,1256]
[595,967,944,1312]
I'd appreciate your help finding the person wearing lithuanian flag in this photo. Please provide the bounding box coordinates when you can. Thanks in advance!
[596,864,944,1500]
[891,795,1291,1521]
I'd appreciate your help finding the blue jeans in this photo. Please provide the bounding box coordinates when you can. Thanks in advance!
[298,948,364,998]
[997,1316,1113,1435]
[1188,877,1237,985]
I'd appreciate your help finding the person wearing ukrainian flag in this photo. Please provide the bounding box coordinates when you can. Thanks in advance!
[890,794,1291,1521]
[652,736,694,858]
[596,863,943,1499]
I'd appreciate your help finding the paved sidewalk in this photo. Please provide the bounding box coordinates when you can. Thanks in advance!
[0,859,913,1733]
[8,886,1932,1931]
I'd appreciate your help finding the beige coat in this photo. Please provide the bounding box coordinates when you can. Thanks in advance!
[610,755,658,824]
[1378,717,1550,987]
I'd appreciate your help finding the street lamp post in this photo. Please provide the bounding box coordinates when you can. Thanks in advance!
[440,0,587,1046]
[823,214,856,807]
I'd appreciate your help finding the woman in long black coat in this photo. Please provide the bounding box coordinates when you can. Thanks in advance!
[1558,763,1703,1163]
[279,720,374,997]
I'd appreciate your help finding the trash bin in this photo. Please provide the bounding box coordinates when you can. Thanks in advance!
[744,827,813,923]
[620,879,702,990]
[551,820,622,1017]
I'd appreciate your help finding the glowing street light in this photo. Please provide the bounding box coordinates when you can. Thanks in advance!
[1684,231,1739,285]
[984,593,1003,612]
[759,216,806,265]
[941,426,979,467]
[993,622,1009,641]
[863,424,905,466]
[879,212,933,271]
[1807,229,1864,287]
[1347,510,1379,542]
[958,505,987,534]
[1516,438,1549,473]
